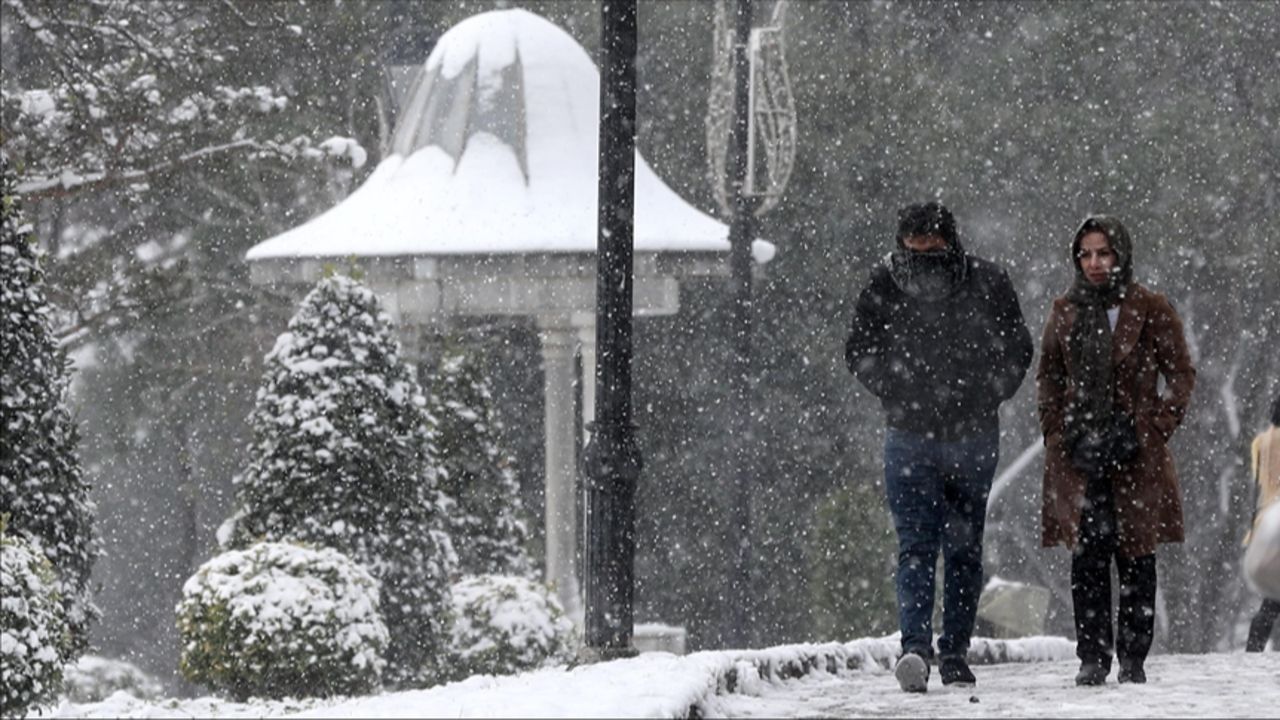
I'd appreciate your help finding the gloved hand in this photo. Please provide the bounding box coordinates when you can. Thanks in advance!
[1104,413,1140,466]
[1069,430,1107,479]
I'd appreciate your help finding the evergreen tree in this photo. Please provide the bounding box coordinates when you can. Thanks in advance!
[1,520,69,717]
[430,342,532,577]
[224,273,455,687]
[0,152,98,657]
[805,482,899,642]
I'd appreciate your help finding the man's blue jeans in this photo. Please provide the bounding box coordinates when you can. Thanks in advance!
[883,428,999,659]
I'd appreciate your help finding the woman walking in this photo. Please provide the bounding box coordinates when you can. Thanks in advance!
[1244,393,1280,652]
[1036,216,1196,685]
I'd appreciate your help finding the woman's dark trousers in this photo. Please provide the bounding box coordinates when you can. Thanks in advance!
[1071,476,1157,669]
[1246,598,1280,652]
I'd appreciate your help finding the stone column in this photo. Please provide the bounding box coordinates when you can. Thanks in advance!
[536,317,582,623]
[575,316,597,445]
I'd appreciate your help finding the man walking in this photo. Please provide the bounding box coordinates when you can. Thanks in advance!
[845,201,1033,692]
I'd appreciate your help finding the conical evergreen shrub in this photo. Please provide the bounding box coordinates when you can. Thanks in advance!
[430,342,532,577]
[806,482,899,641]
[224,273,455,687]
[0,152,98,658]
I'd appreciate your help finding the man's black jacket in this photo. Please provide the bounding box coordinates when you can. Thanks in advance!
[845,255,1034,441]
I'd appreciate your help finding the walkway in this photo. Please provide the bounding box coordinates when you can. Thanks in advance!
[711,652,1280,718]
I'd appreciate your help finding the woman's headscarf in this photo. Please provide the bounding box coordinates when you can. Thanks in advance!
[1065,215,1134,439]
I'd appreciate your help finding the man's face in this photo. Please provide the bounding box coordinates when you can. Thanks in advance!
[902,234,947,252]
[1077,231,1117,286]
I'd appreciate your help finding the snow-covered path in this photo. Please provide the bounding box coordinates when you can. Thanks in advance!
[48,641,1280,718]
[710,652,1280,718]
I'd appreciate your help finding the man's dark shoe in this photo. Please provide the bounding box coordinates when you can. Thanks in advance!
[939,655,976,686]
[1075,661,1110,686]
[894,652,930,693]
[1117,660,1146,684]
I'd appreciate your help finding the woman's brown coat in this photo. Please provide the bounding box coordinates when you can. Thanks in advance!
[1037,282,1196,558]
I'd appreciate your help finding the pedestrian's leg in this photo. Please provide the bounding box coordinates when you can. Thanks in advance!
[938,431,999,661]
[1246,598,1280,652]
[1072,479,1117,676]
[883,429,945,659]
[1116,553,1156,681]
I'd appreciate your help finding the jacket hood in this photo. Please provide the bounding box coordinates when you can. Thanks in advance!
[1071,215,1133,287]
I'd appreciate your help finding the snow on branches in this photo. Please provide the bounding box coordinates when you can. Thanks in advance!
[177,541,388,700]
[222,273,456,688]
[0,526,69,718]
[0,0,365,202]
[447,574,575,680]
[430,344,533,578]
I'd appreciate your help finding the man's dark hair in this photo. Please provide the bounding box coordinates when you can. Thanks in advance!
[1271,392,1280,427]
[897,201,957,248]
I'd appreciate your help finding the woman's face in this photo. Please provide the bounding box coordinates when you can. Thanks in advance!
[1077,231,1116,286]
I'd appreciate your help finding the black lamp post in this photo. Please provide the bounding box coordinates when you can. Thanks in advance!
[579,0,642,662]
[725,0,757,649]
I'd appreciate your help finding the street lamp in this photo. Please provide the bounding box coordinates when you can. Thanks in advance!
[725,0,756,650]
[706,0,795,649]
[579,0,641,661]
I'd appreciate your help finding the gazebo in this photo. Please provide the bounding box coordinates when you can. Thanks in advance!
[246,8,774,621]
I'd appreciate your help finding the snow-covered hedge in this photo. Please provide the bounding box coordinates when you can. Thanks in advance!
[1,528,68,718]
[448,574,576,679]
[176,541,388,701]
[62,655,163,703]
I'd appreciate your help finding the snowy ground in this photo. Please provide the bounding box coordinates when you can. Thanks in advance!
[711,651,1280,718]
[47,637,1279,719]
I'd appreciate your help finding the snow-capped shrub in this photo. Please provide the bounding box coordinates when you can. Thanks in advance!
[176,541,388,701]
[448,574,576,679]
[429,343,532,577]
[223,273,455,687]
[1,525,69,718]
[61,655,163,703]
[0,152,99,659]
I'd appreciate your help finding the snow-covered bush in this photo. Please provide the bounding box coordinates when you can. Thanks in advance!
[0,152,98,658]
[61,655,163,704]
[447,574,576,679]
[176,541,388,701]
[222,273,455,687]
[429,343,532,577]
[1,525,69,718]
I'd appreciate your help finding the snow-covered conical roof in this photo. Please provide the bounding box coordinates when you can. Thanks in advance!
[247,9,773,262]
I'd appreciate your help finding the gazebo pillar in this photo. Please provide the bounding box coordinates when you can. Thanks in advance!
[576,317,598,444]
[536,314,585,622]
